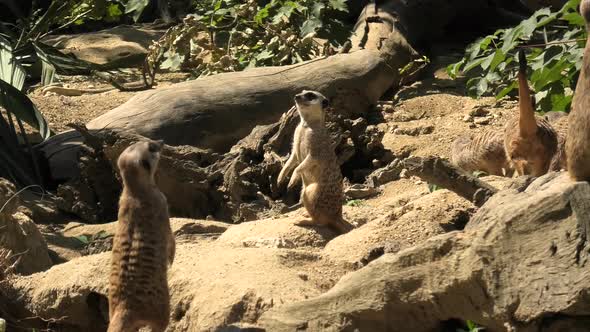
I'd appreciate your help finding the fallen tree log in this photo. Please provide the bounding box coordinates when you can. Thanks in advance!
[86,39,416,152]
[402,156,498,207]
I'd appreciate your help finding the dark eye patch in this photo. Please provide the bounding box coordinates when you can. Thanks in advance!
[148,142,160,153]
[304,92,316,100]
[141,158,151,172]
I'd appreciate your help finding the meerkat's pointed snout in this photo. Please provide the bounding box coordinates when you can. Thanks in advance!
[517,49,537,137]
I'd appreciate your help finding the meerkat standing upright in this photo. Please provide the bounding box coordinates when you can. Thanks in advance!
[567,0,590,181]
[108,140,175,332]
[277,90,354,234]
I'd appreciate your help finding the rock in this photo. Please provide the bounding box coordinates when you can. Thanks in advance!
[258,173,590,331]
[7,225,352,331]
[42,25,164,68]
[218,217,336,248]
[468,106,489,117]
[0,179,52,275]
[366,160,403,187]
[474,117,490,125]
[42,218,231,260]
[390,110,425,122]
[344,184,380,199]
[393,125,434,136]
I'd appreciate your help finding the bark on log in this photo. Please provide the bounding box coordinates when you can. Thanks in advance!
[86,38,416,153]
[402,156,498,207]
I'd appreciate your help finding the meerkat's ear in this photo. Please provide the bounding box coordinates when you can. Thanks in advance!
[148,140,164,153]
[322,98,330,109]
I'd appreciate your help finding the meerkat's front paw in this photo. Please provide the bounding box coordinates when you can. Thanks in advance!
[287,174,299,190]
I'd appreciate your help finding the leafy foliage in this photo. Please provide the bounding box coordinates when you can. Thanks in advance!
[456,320,485,332]
[345,199,364,207]
[151,0,350,77]
[0,0,117,188]
[448,0,585,113]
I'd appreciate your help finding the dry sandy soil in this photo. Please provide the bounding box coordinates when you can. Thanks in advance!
[11,52,527,331]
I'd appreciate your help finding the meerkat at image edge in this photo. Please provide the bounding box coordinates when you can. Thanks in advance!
[277,90,354,234]
[567,0,590,181]
[108,140,176,332]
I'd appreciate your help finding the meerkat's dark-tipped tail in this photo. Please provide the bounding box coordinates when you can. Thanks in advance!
[518,49,527,72]
[517,49,537,137]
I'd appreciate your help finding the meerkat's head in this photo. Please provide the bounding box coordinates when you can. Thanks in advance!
[117,139,164,185]
[294,90,329,125]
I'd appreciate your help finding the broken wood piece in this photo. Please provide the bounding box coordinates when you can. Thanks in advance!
[402,156,498,207]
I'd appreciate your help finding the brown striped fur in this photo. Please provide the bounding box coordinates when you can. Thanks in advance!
[277,90,354,234]
[451,129,513,176]
[567,0,590,181]
[547,112,568,171]
[108,140,175,332]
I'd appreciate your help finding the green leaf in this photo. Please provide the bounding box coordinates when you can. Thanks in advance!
[40,58,55,86]
[121,0,150,22]
[531,58,569,91]
[311,2,326,18]
[463,57,487,73]
[255,50,274,61]
[75,235,89,245]
[254,7,270,25]
[496,80,518,100]
[328,0,348,12]
[481,50,505,72]
[446,60,464,79]
[0,79,51,139]
[0,37,26,91]
[300,17,322,37]
[562,12,585,27]
[105,3,123,22]
[160,52,184,71]
[428,183,442,192]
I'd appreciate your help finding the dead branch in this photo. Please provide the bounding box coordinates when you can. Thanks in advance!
[402,156,498,207]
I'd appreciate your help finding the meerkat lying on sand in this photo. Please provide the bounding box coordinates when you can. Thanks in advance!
[108,140,175,332]
[277,90,354,234]
[451,129,513,176]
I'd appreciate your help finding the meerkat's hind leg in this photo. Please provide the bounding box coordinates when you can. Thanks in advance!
[107,310,140,332]
[295,182,319,227]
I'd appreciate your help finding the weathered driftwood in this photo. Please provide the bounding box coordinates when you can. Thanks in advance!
[402,156,498,207]
[86,36,417,153]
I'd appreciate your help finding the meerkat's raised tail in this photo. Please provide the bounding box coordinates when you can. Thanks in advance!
[517,49,537,137]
